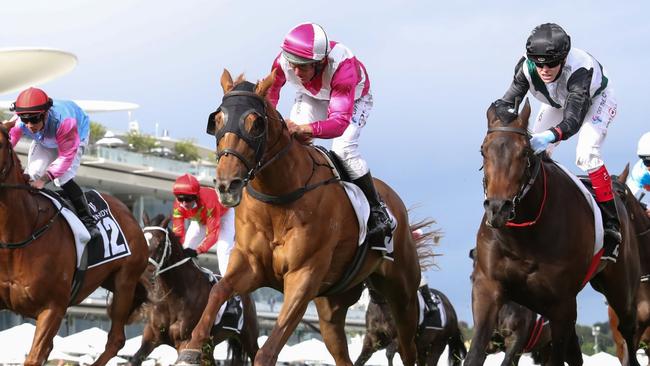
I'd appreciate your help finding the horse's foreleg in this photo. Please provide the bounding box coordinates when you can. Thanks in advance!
[255,270,322,366]
[128,325,159,366]
[93,273,141,366]
[386,341,398,366]
[464,274,502,366]
[24,306,66,366]
[314,290,364,366]
[546,300,580,366]
[352,334,378,366]
[501,333,525,366]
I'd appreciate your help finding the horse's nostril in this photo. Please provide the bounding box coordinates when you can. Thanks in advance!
[483,199,490,209]
[229,179,244,192]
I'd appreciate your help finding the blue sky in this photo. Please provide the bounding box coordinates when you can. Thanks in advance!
[3,0,650,325]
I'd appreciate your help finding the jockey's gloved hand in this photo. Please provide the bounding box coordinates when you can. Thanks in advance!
[493,99,518,124]
[182,248,198,258]
[530,130,556,154]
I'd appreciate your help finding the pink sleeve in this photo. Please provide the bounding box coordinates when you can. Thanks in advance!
[309,58,359,138]
[47,118,81,178]
[266,54,286,108]
[8,121,23,148]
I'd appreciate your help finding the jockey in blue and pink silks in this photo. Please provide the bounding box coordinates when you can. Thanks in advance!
[5,87,101,243]
[266,22,392,248]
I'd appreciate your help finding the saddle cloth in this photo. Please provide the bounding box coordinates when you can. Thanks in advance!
[205,272,244,334]
[556,163,604,256]
[313,147,397,257]
[39,190,131,269]
[417,291,446,330]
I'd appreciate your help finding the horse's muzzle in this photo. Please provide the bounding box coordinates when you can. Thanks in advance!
[483,198,514,228]
[215,177,244,207]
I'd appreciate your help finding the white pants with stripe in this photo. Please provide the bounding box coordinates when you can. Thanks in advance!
[290,92,373,180]
[532,89,617,172]
[184,208,235,275]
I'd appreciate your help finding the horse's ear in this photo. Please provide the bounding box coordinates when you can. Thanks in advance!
[486,103,498,127]
[618,163,630,183]
[142,212,150,226]
[518,98,531,129]
[221,69,234,94]
[255,69,277,97]
[162,215,172,230]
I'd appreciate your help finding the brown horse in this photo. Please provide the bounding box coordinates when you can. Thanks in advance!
[469,248,551,365]
[129,214,259,366]
[466,99,641,366]
[0,126,149,366]
[608,166,650,365]
[174,70,432,366]
[353,287,466,366]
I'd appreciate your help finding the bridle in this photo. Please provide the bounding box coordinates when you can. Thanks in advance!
[207,85,293,185]
[484,126,545,225]
[143,226,191,276]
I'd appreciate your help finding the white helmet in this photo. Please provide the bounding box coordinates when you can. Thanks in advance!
[638,132,650,157]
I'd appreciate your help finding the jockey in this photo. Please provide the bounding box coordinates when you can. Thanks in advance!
[626,132,650,217]
[172,173,234,276]
[267,22,392,247]
[6,87,101,244]
[495,23,621,262]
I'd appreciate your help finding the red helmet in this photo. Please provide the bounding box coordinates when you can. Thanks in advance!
[173,174,200,195]
[281,22,329,65]
[11,87,53,115]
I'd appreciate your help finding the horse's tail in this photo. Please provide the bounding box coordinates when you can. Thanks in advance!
[227,337,246,366]
[409,216,441,271]
[447,331,467,366]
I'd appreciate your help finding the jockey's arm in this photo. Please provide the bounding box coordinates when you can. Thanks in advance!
[172,204,186,244]
[549,68,593,142]
[47,118,80,180]
[309,60,357,139]
[196,211,220,254]
[501,56,530,106]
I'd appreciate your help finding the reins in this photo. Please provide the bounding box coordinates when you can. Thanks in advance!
[143,226,192,276]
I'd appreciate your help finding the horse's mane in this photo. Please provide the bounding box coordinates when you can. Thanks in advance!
[0,125,27,183]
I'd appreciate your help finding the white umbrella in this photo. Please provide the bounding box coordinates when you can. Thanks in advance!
[213,341,229,360]
[96,131,126,148]
[48,349,80,362]
[54,327,107,356]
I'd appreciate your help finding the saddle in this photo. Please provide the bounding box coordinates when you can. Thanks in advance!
[420,292,443,330]
[313,145,351,182]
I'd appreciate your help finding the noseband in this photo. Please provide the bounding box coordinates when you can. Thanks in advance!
[143,226,191,276]
[484,126,543,223]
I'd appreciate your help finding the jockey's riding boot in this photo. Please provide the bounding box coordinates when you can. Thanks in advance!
[419,286,437,317]
[62,180,101,245]
[600,198,622,263]
[352,171,392,247]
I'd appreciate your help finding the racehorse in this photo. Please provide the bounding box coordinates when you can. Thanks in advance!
[466,99,641,366]
[353,287,466,366]
[0,126,149,366]
[174,70,433,366]
[607,166,650,365]
[129,214,259,366]
[469,248,551,365]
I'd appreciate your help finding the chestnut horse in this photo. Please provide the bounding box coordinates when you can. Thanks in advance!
[469,248,551,365]
[128,214,259,366]
[353,287,466,366]
[0,126,149,366]
[175,70,430,366]
[608,167,650,365]
[466,100,641,366]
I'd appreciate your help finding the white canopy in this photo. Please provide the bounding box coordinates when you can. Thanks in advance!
[0,47,77,95]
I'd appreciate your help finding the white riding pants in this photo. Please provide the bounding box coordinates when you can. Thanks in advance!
[184,208,235,275]
[26,141,86,187]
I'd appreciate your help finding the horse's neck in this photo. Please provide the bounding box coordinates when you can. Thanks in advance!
[159,256,207,293]
[0,177,38,242]
[250,133,316,195]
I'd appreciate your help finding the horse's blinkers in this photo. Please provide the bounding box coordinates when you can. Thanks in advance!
[207,84,268,181]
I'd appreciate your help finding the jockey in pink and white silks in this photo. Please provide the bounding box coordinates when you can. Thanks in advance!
[495,23,621,262]
[267,22,392,247]
[6,87,101,243]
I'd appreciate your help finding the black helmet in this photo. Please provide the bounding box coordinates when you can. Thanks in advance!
[526,23,571,64]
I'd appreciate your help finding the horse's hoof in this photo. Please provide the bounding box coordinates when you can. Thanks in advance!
[175,349,201,366]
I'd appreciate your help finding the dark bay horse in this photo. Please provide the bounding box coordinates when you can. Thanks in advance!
[0,127,149,366]
[129,214,259,366]
[175,70,432,366]
[466,99,641,366]
[469,248,551,365]
[353,287,466,366]
[608,167,650,365]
